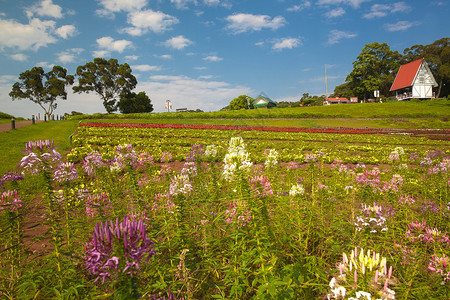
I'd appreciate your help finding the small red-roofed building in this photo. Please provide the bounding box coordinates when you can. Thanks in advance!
[323,97,350,105]
[390,58,438,100]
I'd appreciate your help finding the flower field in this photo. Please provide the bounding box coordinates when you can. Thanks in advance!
[1,122,449,299]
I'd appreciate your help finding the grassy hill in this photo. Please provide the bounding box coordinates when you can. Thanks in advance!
[70,99,450,120]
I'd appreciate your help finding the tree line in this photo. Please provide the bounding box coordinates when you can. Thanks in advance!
[226,37,449,111]
[333,38,449,101]
[9,58,153,119]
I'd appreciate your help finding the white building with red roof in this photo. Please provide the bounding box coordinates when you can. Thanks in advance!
[323,97,350,105]
[390,58,438,100]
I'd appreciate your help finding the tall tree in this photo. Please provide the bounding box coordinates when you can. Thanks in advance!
[73,58,137,114]
[403,38,450,98]
[118,91,153,114]
[9,66,74,119]
[229,95,254,110]
[346,42,402,101]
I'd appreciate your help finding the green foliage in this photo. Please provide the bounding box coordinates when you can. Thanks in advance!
[1,129,448,298]
[69,99,450,121]
[73,58,137,114]
[118,91,153,114]
[403,37,450,98]
[346,42,402,101]
[229,95,253,110]
[0,120,79,175]
[0,112,15,119]
[9,66,74,119]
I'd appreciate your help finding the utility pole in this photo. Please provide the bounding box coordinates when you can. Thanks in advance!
[325,64,328,98]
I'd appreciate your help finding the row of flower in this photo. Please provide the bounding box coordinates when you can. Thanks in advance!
[79,122,450,138]
[0,127,449,299]
[69,124,449,166]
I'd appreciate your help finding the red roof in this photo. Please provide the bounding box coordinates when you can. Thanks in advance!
[390,58,423,91]
[325,97,349,101]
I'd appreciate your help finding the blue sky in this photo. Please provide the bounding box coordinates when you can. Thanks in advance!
[0,0,448,117]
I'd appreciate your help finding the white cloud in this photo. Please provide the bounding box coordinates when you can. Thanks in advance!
[163,35,193,50]
[96,36,133,53]
[55,25,77,39]
[287,1,311,12]
[27,0,63,19]
[203,55,223,62]
[36,61,55,69]
[122,9,179,36]
[97,0,148,17]
[170,0,196,9]
[317,0,369,8]
[326,7,346,18]
[125,55,139,61]
[139,75,253,112]
[272,37,302,51]
[9,53,28,61]
[364,2,411,19]
[132,64,162,71]
[392,2,412,12]
[92,50,110,58]
[0,75,17,84]
[384,21,420,32]
[327,29,357,44]
[157,54,173,59]
[0,18,57,51]
[57,48,83,63]
[225,13,286,34]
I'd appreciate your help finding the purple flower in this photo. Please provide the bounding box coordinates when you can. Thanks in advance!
[18,140,62,175]
[406,220,449,244]
[160,152,173,163]
[53,162,78,183]
[428,254,450,285]
[0,190,22,212]
[185,144,203,162]
[421,201,441,214]
[2,171,24,182]
[86,193,112,217]
[84,216,156,284]
[24,139,55,154]
[224,200,252,228]
[249,175,273,198]
[82,151,106,176]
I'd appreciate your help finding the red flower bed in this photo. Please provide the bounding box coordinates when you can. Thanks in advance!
[79,122,450,138]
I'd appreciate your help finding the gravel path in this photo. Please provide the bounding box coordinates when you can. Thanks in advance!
[0,120,43,132]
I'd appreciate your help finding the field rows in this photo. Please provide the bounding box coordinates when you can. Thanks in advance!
[0,123,449,299]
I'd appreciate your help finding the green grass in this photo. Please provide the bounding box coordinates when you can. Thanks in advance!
[79,117,449,129]
[0,120,79,175]
[70,99,450,120]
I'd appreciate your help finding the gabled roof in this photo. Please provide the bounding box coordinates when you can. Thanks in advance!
[390,58,423,91]
[253,93,277,107]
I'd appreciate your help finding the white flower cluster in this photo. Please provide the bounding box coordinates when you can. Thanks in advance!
[222,137,252,182]
[388,147,405,162]
[264,149,279,168]
[327,248,395,300]
[289,183,305,197]
[204,144,218,158]
[169,174,192,196]
[355,203,389,233]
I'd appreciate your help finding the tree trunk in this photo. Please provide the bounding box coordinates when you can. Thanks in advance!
[436,79,442,99]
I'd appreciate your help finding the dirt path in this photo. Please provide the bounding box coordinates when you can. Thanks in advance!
[0,120,44,132]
